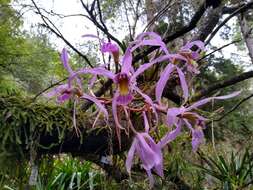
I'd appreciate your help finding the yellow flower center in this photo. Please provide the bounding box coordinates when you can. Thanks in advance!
[118,76,129,95]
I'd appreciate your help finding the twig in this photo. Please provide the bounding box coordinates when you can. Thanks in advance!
[212,93,253,123]
[30,0,93,68]
[198,39,242,62]
[32,77,68,101]
[192,70,253,101]
[143,1,176,32]
[96,0,109,35]
[123,1,133,40]
[205,2,253,45]
[131,0,141,37]
[79,0,124,50]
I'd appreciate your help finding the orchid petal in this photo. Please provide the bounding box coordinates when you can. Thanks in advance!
[80,94,108,120]
[191,128,204,152]
[187,98,212,111]
[136,32,162,41]
[116,94,133,105]
[143,111,149,133]
[61,48,72,74]
[61,49,82,88]
[136,133,160,170]
[131,55,171,82]
[57,92,71,103]
[213,91,241,100]
[112,91,124,148]
[184,119,204,151]
[166,107,185,127]
[43,84,69,98]
[68,67,115,86]
[131,39,169,55]
[101,42,119,53]
[82,34,100,39]
[112,91,124,129]
[155,63,175,103]
[121,47,133,74]
[131,61,156,82]
[126,138,137,174]
[187,91,241,111]
[131,53,187,84]
[154,161,164,178]
[176,66,189,101]
[158,123,182,148]
[88,74,97,89]
[182,40,205,51]
[141,133,164,177]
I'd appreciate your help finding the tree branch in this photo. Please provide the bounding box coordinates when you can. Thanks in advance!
[212,93,253,123]
[198,39,242,61]
[79,0,124,50]
[133,0,212,63]
[192,70,253,101]
[222,3,253,14]
[30,0,94,68]
[205,2,253,45]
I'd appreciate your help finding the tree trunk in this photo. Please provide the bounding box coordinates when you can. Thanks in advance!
[239,13,253,64]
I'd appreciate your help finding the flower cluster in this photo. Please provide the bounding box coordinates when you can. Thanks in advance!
[44,32,240,186]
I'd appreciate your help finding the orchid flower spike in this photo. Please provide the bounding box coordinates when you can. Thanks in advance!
[68,51,165,146]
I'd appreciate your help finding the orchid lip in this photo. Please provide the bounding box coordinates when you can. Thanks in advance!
[116,93,133,105]
[115,72,131,95]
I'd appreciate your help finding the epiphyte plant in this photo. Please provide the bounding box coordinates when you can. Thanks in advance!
[44,32,240,187]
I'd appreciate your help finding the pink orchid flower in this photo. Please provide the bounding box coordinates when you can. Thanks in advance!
[131,32,170,56]
[44,48,82,103]
[158,91,241,151]
[69,32,170,118]
[155,54,189,103]
[179,40,205,74]
[126,112,163,187]
[82,34,120,64]
[44,48,108,120]
[68,48,162,146]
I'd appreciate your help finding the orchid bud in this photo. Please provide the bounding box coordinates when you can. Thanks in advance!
[101,42,120,64]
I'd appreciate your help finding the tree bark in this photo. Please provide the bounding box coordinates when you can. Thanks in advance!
[145,0,157,31]
[238,13,253,64]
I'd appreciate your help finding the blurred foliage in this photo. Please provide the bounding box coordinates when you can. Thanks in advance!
[0,0,62,94]
[195,149,253,189]
[0,94,73,181]
[36,156,104,190]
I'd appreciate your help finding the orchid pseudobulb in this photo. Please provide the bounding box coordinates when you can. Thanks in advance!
[43,32,240,187]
